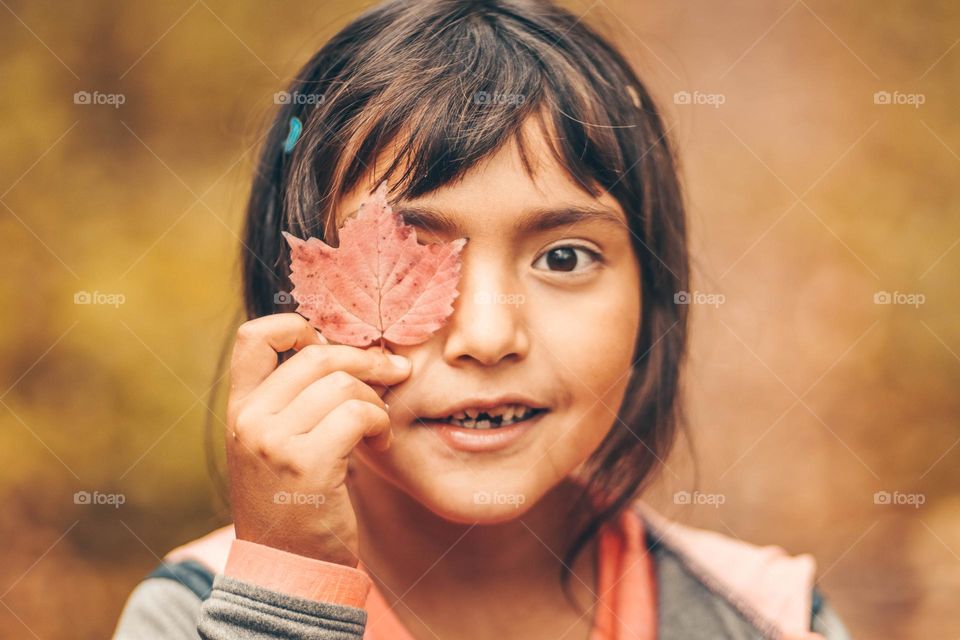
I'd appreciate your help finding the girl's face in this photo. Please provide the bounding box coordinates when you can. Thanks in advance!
[338,122,641,524]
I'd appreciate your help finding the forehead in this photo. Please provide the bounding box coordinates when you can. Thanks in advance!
[333,118,628,234]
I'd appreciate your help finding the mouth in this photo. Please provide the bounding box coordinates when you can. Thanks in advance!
[418,405,550,452]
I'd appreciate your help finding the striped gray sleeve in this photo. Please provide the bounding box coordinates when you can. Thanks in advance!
[113,578,203,639]
[113,574,367,639]
[197,574,366,639]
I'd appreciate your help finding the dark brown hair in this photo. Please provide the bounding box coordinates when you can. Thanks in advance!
[210,0,689,611]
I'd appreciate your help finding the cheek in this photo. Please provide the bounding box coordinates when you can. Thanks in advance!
[530,281,640,407]
[527,273,641,455]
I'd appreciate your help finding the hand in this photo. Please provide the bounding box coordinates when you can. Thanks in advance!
[224,313,411,566]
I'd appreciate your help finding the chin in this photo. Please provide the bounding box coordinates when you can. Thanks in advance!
[396,467,541,524]
[353,448,558,524]
[420,489,536,525]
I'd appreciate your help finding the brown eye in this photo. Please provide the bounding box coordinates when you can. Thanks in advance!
[533,245,601,274]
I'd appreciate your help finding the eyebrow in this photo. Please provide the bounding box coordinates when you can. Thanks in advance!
[392,203,628,237]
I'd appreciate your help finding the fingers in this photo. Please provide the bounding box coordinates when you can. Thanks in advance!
[230,314,328,403]
[228,313,409,462]
[273,372,388,436]
[244,344,410,416]
[295,398,393,455]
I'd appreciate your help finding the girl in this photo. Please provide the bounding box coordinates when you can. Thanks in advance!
[114,0,851,638]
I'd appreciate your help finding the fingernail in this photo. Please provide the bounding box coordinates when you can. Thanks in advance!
[388,355,410,369]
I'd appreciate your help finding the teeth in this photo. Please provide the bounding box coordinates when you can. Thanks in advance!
[443,404,541,429]
[464,404,527,419]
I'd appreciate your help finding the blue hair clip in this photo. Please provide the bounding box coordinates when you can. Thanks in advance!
[283,116,303,154]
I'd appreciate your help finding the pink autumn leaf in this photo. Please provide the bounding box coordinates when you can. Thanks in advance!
[281,182,468,347]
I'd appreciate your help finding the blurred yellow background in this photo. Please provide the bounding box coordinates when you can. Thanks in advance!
[1,1,957,638]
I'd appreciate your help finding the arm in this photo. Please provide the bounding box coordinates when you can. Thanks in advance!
[114,315,406,638]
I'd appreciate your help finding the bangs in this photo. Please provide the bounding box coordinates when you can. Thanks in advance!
[282,0,641,242]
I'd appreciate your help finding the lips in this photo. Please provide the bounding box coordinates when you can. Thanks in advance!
[424,408,549,452]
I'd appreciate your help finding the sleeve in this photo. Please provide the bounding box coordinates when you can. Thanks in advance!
[810,588,853,640]
[113,577,205,639]
[113,541,373,640]
[197,575,367,639]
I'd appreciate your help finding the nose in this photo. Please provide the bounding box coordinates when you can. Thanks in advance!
[441,251,530,367]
